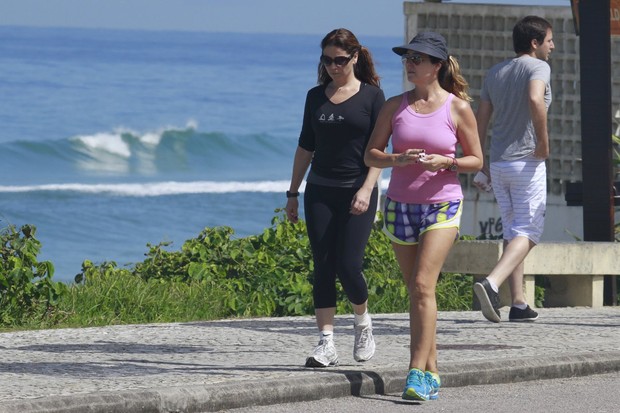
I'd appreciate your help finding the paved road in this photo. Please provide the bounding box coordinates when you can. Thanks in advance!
[225,371,620,413]
[0,307,619,412]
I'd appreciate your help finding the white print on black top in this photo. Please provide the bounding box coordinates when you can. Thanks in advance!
[319,113,345,123]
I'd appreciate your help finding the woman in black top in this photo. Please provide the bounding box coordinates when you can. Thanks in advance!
[285,28,385,367]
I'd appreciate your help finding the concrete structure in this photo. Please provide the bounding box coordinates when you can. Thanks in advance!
[401,1,620,241]
[443,240,620,308]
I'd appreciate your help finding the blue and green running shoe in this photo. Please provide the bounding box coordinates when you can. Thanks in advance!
[402,368,430,401]
[425,371,441,400]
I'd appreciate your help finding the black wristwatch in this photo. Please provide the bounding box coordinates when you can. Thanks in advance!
[286,190,300,198]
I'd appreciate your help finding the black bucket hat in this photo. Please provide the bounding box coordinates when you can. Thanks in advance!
[392,32,448,60]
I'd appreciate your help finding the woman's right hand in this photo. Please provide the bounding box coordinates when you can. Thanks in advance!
[394,149,425,166]
[285,198,299,223]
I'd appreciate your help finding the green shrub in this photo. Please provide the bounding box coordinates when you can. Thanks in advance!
[74,211,475,320]
[127,213,316,317]
[0,224,67,326]
[2,212,482,329]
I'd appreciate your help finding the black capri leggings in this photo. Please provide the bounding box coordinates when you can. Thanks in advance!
[304,183,379,309]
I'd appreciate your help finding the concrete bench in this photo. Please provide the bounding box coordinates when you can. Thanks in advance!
[442,240,620,308]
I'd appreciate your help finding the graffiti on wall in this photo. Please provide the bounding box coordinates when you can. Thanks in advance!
[478,217,502,238]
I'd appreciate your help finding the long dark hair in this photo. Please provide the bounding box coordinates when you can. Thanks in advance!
[317,28,380,87]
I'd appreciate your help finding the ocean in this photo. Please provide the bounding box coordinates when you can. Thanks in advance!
[0,26,403,282]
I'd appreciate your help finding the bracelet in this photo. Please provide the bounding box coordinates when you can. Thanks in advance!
[286,190,300,198]
[447,157,458,172]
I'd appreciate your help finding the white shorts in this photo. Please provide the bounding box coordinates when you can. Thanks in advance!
[490,156,546,244]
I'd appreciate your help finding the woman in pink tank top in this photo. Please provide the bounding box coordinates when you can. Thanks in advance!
[364,32,483,402]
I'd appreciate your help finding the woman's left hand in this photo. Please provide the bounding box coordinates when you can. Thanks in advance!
[419,154,450,172]
[350,187,372,215]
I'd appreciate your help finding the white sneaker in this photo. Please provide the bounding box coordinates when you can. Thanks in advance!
[305,338,338,367]
[353,321,375,362]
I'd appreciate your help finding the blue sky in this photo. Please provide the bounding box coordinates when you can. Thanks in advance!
[1,0,570,37]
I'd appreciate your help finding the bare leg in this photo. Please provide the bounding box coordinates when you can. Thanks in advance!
[425,333,438,374]
[487,236,535,292]
[315,307,336,332]
[352,301,368,316]
[393,227,457,371]
[391,242,419,367]
[507,260,527,306]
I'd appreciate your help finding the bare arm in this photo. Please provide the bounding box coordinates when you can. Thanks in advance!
[529,79,549,159]
[349,166,382,215]
[364,95,424,169]
[450,97,483,173]
[475,99,493,174]
[285,146,313,223]
[361,166,382,192]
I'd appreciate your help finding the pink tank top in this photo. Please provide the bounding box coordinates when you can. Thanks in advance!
[386,92,463,204]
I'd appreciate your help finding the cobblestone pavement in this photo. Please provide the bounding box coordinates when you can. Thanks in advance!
[1,307,619,412]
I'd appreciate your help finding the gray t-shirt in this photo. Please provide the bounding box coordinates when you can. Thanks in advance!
[480,55,552,162]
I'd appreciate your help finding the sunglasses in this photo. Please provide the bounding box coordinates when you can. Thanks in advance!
[401,54,426,65]
[320,54,353,67]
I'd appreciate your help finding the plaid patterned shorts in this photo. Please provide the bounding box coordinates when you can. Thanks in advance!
[383,198,462,245]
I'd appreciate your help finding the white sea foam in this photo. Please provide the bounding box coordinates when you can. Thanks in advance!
[68,122,200,173]
[138,120,196,145]
[74,132,131,158]
[0,178,391,197]
[140,132,161,146]
[73,121,198,152]
[0,180,303,196]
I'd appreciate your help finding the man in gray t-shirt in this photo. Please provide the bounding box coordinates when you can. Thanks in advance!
[482,56,552,163]
[473,16,555,324]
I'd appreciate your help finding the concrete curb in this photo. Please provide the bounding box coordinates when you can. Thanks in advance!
[4,350,620,413]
